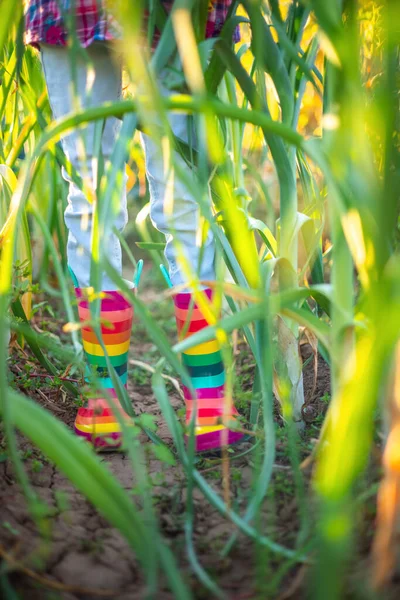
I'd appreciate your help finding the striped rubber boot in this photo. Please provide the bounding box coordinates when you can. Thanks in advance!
[174,288,244,452]
[74,287,133,450]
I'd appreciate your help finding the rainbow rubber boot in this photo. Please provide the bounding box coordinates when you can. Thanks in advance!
[73,286,133,450]
[174,288,244,453]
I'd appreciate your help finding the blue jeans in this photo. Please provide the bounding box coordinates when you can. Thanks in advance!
[41,43,216,290]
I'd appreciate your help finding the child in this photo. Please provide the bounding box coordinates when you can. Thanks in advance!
[25,0,244,452]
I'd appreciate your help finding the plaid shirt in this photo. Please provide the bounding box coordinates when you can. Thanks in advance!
[25,1,237,48]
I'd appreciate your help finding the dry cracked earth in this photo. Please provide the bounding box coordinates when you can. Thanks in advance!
[1,286,374,600]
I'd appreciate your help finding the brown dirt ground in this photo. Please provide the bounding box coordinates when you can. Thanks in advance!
[0,287,393,600]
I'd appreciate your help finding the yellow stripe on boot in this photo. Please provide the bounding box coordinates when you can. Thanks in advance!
[183,340,220,356]
[83,340,131,356]
[74,420,122,435]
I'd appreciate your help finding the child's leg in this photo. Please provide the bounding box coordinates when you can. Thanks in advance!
[140,111,216,287]
[41,44,133,449]
[41,43,127,290]
[141,85,244,452]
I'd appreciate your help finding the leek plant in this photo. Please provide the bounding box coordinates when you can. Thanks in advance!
[0,0,399,598]
[312,1,400,598]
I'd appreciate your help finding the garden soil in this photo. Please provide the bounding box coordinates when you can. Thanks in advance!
[0,286,390,599]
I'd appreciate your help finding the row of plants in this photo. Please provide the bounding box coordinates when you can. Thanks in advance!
[0,0,399,597]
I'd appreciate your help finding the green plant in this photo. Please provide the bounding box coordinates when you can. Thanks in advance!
[0,1,399,598]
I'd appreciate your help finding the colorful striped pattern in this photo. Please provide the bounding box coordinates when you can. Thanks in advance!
[74,288,133,449]
[174,289,243,452]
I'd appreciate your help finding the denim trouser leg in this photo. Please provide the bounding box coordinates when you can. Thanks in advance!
[140,110,216,287]
[41,43,127,290]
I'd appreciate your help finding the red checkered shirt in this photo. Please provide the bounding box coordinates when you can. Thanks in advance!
[25,1,237,47]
